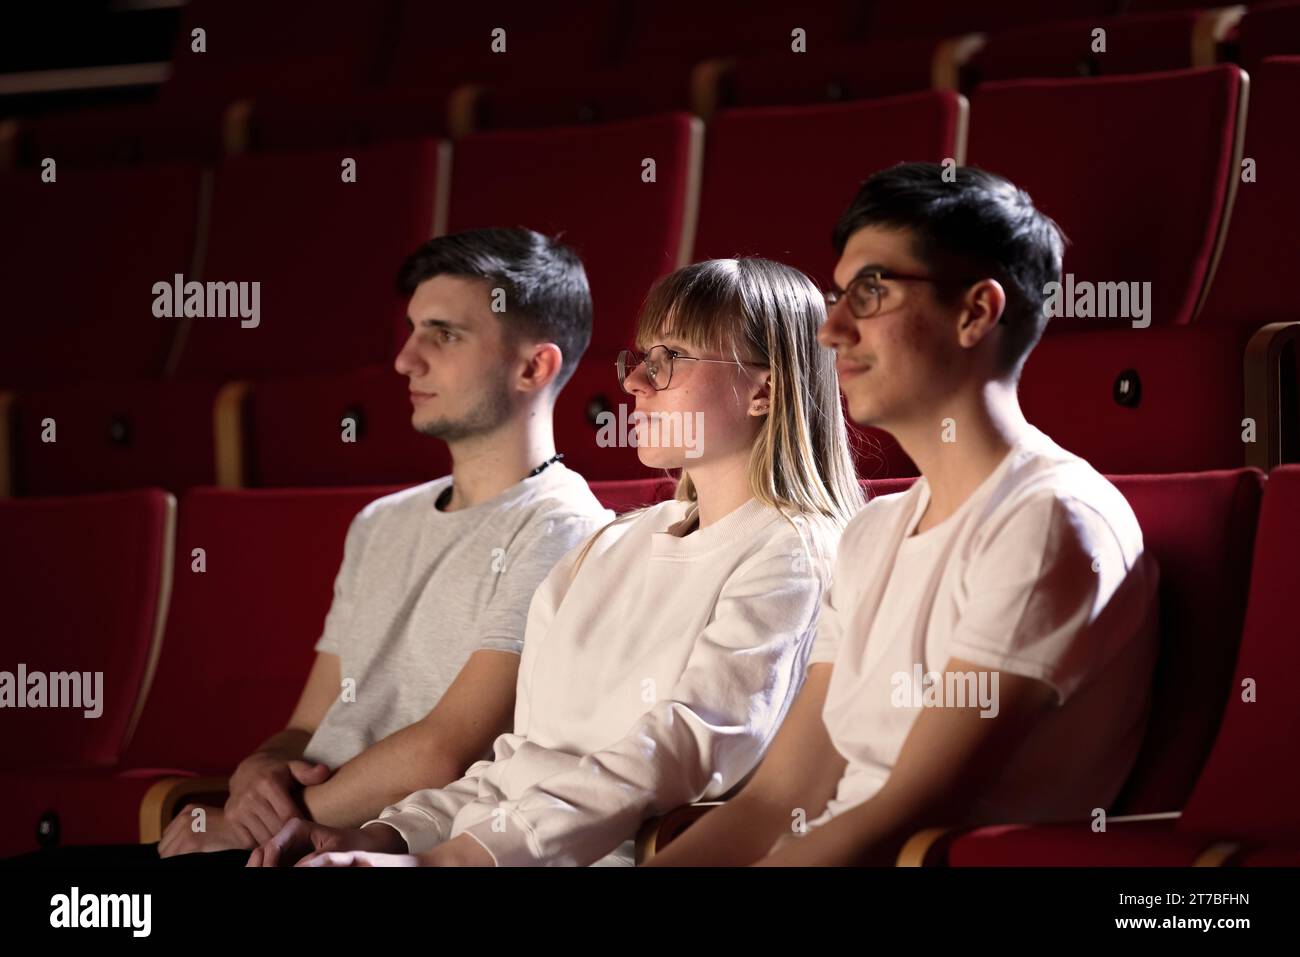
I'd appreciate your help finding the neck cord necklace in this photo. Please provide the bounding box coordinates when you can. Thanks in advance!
[526,452,565,478]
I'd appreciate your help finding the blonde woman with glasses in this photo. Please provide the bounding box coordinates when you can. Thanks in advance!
[250,257,864,867]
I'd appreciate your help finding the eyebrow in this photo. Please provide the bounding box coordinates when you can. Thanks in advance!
[407,316,472,332]
[830,263,889,293]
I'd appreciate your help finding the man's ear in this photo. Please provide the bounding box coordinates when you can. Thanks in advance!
[956,278,1006,349]
[518,341,564,394]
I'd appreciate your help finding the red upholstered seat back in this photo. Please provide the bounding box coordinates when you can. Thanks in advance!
[447,113,700,355]
[123,486,401,772]
[173,139,444,379]
[247,365,451,487]
[0,490,174,770]
[1179,465,1300,844]
[1200,57,1300,326]
[1016,324,1250,474]
[589,478,678,513]
[694,92,965,291]
[968,66,1243,331]
[1109,469,1264,812]
[0,165,202,390]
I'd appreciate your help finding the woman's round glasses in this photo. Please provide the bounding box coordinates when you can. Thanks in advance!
[616,345,767,393]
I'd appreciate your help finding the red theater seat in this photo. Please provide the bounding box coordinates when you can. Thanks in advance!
[968,67,1248,473]
[552,354,655,481]
[447,114,701,356]
[0,485,398,855]
[173,139,445,379]
[0,489,175,772]
[241,365,450,488]
[13,379,225,496]
[1199,57,1300,467]
[0,164,202,390]
[588,478,678,512]
[694,93,966,289]
[969,66,1243,332]
[967,9,1236,85]
[917,466,1299,866]
[21,0,393,167]
[1237,0,1300,74]
[14,139,444,494]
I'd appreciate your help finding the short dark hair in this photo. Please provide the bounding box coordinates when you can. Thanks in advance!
[397,227,593,391]
[832,162,1066,377]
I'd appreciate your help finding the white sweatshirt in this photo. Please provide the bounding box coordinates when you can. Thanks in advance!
[369,496,840,866]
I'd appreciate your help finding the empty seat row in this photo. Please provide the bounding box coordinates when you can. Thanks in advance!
[6,61,1300,491]
[4,465,1294,861]
[10,1,1299,165]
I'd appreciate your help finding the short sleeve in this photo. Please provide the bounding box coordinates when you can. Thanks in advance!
[945,494,1154,704]
[313,510,370,656]
[473,511,607,656]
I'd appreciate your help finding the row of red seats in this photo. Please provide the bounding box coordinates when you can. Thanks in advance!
[2,466,1295,862]
[9,1,1299,166]
[3,61,1297,493]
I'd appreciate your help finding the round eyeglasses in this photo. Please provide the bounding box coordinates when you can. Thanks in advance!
[616,345,767,393]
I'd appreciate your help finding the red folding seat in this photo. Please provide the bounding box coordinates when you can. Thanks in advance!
[588,478,678,513]
[866,0,1113,37]
[240,364,450,488]
[12,379,226,496]
[1237,1,1300,74]
[970,66,1242,333]
[717,38,970,108]
[245,1,625,151]
[552,354,657,481]
[464,0,865,131]
[907,466,1295,867]
[0,164,203,390]
[0,485,399,855]
[22,0,394,167]
[0,489,175,771]
[173,139,445,379]
[695,93,966,289]
[12,140,445,495]
[0,489,175,855]
[447,113,701,358]
[968,9,1240,85]
[1198,57,1300,468]
[968,67,1247,473]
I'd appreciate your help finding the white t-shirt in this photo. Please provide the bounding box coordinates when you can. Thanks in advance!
[304,464,613,768]
[808,426,1159,829]
[371,496,841,866]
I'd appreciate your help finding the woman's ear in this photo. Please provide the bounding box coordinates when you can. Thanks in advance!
[749,372,772,417]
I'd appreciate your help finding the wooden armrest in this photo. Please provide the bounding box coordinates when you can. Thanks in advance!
[897,826,965,867]
[139,776,231,843]
[635,802,724,864]
[1244,321,1300,469]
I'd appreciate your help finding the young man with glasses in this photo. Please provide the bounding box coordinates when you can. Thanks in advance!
[646,162,1159,866]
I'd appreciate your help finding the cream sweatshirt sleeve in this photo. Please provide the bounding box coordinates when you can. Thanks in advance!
[447,531,829,866]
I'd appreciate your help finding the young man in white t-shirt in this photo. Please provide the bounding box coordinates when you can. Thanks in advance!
[150,228,613,859]
[647,162,1159,866]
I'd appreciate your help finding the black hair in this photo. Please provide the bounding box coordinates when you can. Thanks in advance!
[832,162,1066,376]
[397,227,593,390]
